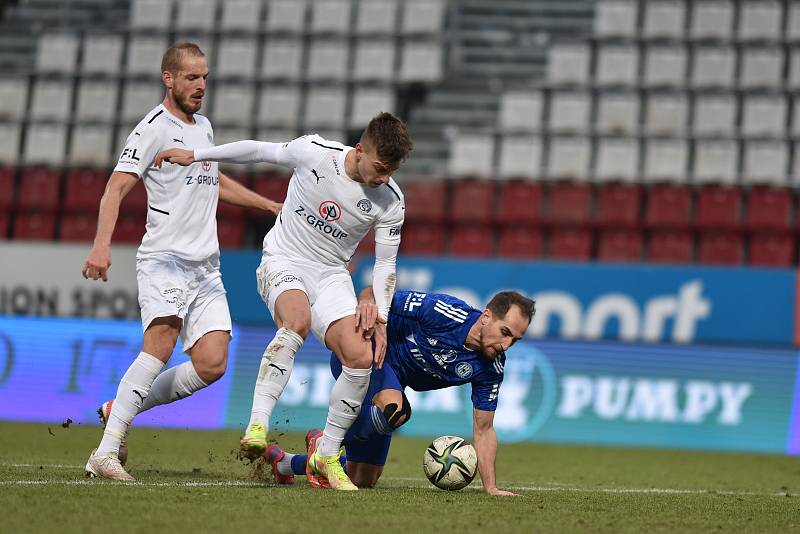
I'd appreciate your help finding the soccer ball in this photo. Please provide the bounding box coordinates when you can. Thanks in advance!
[422,435,477,490]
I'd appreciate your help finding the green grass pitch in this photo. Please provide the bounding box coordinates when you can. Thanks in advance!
[0,421,798,533]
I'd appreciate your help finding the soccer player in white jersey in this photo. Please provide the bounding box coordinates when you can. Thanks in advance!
[155,113,413,490]
[82,43,281,481]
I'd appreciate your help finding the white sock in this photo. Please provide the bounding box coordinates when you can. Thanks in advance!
[248,327,304,429]
[97,352,164,456]
[318,365,371,457]
[139,361,208,413]
[276,452,295,476]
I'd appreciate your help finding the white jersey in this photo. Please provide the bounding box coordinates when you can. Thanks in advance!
[264,135,405,266]
[115,104,220,262]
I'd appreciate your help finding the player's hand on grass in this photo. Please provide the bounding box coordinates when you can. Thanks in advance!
[82,246,111,282]
[485,487,518,497]
[372,320,388,369]
[154,148,195,167]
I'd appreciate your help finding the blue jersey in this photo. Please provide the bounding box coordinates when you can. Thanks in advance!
[385,290,505,411]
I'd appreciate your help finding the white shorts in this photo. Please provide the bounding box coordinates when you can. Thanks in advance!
[137,254,232,353]
[256,253,356,345]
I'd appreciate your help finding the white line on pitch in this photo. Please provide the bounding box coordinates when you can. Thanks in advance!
[7,463,85,469]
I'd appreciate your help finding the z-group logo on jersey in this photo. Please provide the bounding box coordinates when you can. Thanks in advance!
[318,200,342,222]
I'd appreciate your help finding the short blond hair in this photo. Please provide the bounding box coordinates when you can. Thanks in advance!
[161,42,205,74]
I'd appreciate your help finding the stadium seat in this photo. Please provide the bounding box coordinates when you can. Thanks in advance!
[304,87,347,129]
[0,211,7,239]
[498,91,542,133]
[64,169,107,211]
[548,228,592,260]
[175,0,217,31]
[691,47,735,89]
[698,232,744,265]
[35,33,79,74]
[210,83,255,128]
[217,216,246,249]
[0,167,14,210]
[790,49,800,91]
[70,125,114,167]
[694,185,741,230]
[122,82,162,123]
[498,136,542,179]
[356,0,398,35]
[693,140,738,185]
[741,95,785,138]
[81,35,124,76]
[60,212,97,242]
[547,137,590,180]
[594,0,637,38]
[130,0,173,31]
[745,187,792,231]
[401,223,446,255]
[449,180,494,224]
[645,184,691,229]
[450,227,494,257]
[258,85,302,128]
[550,91,591,134]
[306,39,349,81]
[789,2,800,42]
[401,0,446,34]
[252,174,290,205]
[0,78,28,121]
[399,41,443,83]
[16,167,60,211]
[644,93,688,135]
[740,48,782,90]
[261,38,303,80]
[403,180,447,224]
[642,1,684,39]
[350,88,395,128]
[498,226,544,258]
[738,0,781,41]
[215,39,259,79]
[447,134,494,178]
[76,80,118,123]
[126,36,169,77]
[546,182,592,227]
[692,94,736,137]
[547,43,590,86]
[266,0,307,33]
[23,125,67,166]
[742,141,788,187]
[595,183,641,228]
[642,137,687,185]
[113,213,146,244]
[13,211,56,240]
[643,46,686,88]
[647,230,693,264]
[597,229,643,262]
[0,123,22,165]
[353,40,396,82]
[311,0,351,33]
[690,1,734,41]
[221,0,262,31]
[749,233,795,267]
[595,138,638,183]
[30,80,72,122]
[495,181,543,225]
[596,45,638,87]
[595,92,638,135]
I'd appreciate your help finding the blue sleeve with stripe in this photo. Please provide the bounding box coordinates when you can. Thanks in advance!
[471,378,502,411]
[390,291,473,331]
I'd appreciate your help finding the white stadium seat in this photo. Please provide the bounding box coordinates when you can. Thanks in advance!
[643,139,688,183]
[76,80,118,123]
[547,43,590,86]
[498,91,543,133]
[212,128,250,147]
[356,0,398,35]
[350,87,395,127]
[741,95,786,138]
[793,96,800,137]
[215,39,258,79]
[596,92,639,135]
[69,124,113,167]
[304,86,347,129]
[498,135,542,179]
[448,133,494,178]
[306,40,349,81]
[175,0,217,32]
[121,82,162,123]
[692,94,736,137]
[0,78,28,121]
[130,0,173,31]
[24,123,67,165]
[0,122,21,164]
[737,1,782,42]
[644,93,687,135]
[739,48,783,89]
[642,1,685,40]
[690,1,734,41]
[311,0,352,34]
[742,141,788,186]
[82,34,124,76]
[258,85,301,128]
[209,83,255,128]
[266,0,308,34]
[126,36,169,77]
[596,45,638,87]
[643,46,686,88]
[261,38,303,80]
[547,137,591,181]
[30,80,73,122]
[221,0,262,32]
[595,138,639,182]
[399,42,443,82]
[549,91,590,134]
[353,40,396,82]
[401,0,446,34]
[35,33,79,74]
[693,139,738,185]
[789,3,800,42]
[593,0,638,39]
[794,145,800,187]
[691,47,735,88]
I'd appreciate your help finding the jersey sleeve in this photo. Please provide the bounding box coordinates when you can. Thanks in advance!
[389,291,472,332]
[278,135,322,169]
[471,377,502,411]
[374,191,404,247]
[114,124,165,178]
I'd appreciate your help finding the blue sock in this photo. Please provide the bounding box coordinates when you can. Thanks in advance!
[290,454,347,475]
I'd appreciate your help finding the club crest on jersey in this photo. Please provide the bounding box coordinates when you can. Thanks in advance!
[357,199,372,213]
[319,200,342,222]
[201,160,212,172]
[455,362,473,379]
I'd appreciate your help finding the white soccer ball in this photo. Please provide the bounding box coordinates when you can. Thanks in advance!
[422,435,478,490]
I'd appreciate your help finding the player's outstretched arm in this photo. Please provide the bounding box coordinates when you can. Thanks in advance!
[155,140,291,168]
[473,408,518,497]
[219,172,282,215]
[82,171,139,282]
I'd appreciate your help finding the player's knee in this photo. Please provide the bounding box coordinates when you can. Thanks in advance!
[194,357,226,384]
[382,393,412,430]
[342,342,373,369]
[279,318,310,339]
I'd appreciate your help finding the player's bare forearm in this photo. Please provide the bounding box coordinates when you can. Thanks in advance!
[219,173,281,214]
[473,409,517,496]
[358,286,376,304]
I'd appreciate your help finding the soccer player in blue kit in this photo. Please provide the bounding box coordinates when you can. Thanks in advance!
[267,288,535,496]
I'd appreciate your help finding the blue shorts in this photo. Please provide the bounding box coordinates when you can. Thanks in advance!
[330,353,404,466]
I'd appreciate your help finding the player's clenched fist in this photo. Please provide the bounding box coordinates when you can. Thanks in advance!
[82,245,111,282]
[154,148,195,167]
